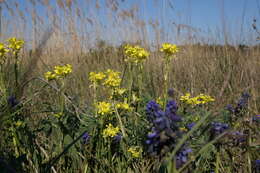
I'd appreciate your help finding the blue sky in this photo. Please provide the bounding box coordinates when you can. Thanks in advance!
[1,0,260,45]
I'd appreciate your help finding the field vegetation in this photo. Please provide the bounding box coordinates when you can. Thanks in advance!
[0,0,259,172]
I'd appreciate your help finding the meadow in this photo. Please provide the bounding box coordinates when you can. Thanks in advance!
[0,0,260,172]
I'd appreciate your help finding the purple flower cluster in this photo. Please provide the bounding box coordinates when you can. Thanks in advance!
[7,95,19,108]
[228,131,247,145]
[82,132,90,144]
[145,100,182,156]
[186,122,196,130]
[210,122,229,137]
[175,148,192,168]
[253,115,260,123]
[226,92,250,115]
[254,160,260,171]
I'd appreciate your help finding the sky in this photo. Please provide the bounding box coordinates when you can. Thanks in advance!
[1,0,260,45]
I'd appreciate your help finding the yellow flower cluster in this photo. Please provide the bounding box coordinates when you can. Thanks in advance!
[96,101,113,115]
[124,45,149,64]
[44,64,72,81]
[116,102,131,111]
[128,146,142,158]
[102,123,120,138]
[89,72,106,84]
[0,37,24,63]
[7,37,24,54]
[160,43,179,56]
[180,93,215,105]
[103,69,121,87]
[0,43,9,57]
[53,112,63,118]
[89,69,121,88]
[156,97,164,107]
[15,120,24,128]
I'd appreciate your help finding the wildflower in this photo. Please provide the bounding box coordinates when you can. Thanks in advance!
[113,134,122,143]
[128,146,142,158]
[195,94,215,104]
[82,132,90,144]
[44,71,56,81]
[116,102,131,111]
[44,64,72,80]
[53,112,63,118]
[146,100,161,122]
[156,97,164,107]
[7,95,19,108]
[254,160,260,171]
[96,102,113,115]
[226,92,250,116]
[124,45,149,64]
[113,88,126,96]
[180,127,188,132]
[226,104,235,113]
[234,92,250,114]
[160,43,179,56]
[253,115,260,122]
[168,88,175,97]
[15,121,24,128]
[145,100,182,156]
[103,69,121,87]
[110,88,127,100]
[0,43,9,62]
[132,93,140,103]
[165,100,181,122]
[186,122,195,130]
[175,148,192,168]
[180,93,214,106]
[210,122,229,138]
[7,37,24,54]
[53,64,72,78]
[102,123,120,138]
[228,131,247,145]
[180,93,191,103]
[89,72,106,84]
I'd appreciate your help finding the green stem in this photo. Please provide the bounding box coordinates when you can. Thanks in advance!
[163,57,170,109]
[14,53,19,92]
[115,107,126,137]
[128,64,133,102]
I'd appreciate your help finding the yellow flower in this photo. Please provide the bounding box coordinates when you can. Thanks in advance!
[7,37,24,54]
[113,88,126,96]
[124,45,149,64]
[116,102,131,111]
[96,102,113,115]
[180,127,188,132]
[128,146,142,158]
[53,112,63,118]
[180,93,215,106]
[44,64,72,80]
[102,123,120,138]
[156,97,164,107]
[15,121,24,128]
[53,64,72,78]
[44,71,56,81]
[180,93,191,102]
[0,43,9,64]
[132,93,140,103]
[89,72,106,84]
[0,43,9,57]
[103,69,121,87]
[160,43,179,56]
